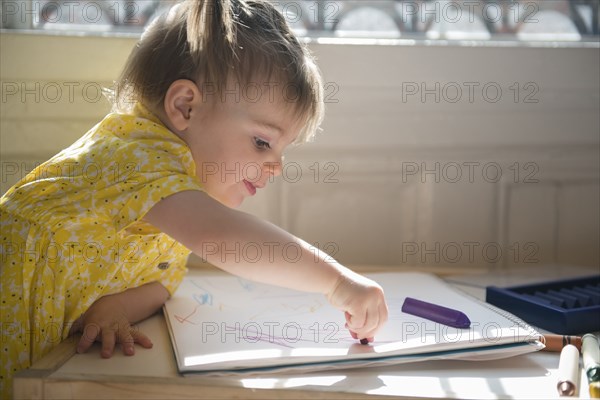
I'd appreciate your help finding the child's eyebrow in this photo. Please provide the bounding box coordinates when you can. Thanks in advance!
[252,119,284,137]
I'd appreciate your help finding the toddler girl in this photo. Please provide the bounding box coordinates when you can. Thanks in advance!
[0,0,388,397]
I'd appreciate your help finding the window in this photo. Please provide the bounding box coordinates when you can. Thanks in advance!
[1,0,164,32]
[1,0,599,44]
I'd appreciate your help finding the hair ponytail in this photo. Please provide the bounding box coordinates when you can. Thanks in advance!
[187,0,235,53]
[186,0,237,88]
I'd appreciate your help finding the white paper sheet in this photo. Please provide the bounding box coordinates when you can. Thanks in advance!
[163,271,541,374]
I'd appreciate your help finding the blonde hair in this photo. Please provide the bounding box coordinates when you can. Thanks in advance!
[114,0,324,143]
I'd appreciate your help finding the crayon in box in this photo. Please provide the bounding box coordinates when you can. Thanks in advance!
[486,275,600,335]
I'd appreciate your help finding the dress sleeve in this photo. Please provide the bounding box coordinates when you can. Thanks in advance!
[104,133,204,233]
[126,234,191,297]
[112,171,203,233]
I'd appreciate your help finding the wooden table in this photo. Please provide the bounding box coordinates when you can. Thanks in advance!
[13,264,598,399]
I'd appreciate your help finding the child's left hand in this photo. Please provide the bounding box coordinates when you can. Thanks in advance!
[71,294,153,358]
[326,271,389,343]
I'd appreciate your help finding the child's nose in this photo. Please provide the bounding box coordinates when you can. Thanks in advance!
[264,160,282,177]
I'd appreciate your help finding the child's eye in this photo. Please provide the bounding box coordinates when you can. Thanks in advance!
[254,137,271,150]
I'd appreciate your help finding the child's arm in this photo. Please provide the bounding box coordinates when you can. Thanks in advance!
[144,190,388,341]
[73,281,169,357]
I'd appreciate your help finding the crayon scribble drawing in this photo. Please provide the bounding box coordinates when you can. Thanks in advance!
[248,297,324,321]
[219,323,354,349]
[169,275,349,349]
[172,276,331,326]
[189,279,213,305]
[179,277,327,321]
[174,305,199,325]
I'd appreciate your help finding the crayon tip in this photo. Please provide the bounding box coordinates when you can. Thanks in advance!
[456,313,471,329]
[360,338,369,345]
[558,381,575,397]
[588,367,600,382]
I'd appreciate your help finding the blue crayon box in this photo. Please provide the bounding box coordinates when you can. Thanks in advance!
[486,275,600,335]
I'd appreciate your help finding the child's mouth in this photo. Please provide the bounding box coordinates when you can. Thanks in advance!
[243,179,257,195]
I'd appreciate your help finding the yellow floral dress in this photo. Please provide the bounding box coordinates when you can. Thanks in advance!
[0,104,203,398]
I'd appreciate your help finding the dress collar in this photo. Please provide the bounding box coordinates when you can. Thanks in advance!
[133,102,164,126]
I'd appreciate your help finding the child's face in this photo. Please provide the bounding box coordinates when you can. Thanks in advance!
[185,89,303,208]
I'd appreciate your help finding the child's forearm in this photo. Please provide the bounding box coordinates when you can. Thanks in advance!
[201,211,347,294]
[145,191,349,295]
[110,281,170,324]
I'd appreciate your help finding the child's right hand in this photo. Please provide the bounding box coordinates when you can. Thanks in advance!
[70,282,168,357]
[72,294,153,358]
[326,271,389,343]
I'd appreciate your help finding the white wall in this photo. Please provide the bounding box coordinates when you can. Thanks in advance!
[2,33,598,269]
[242,43,600,269]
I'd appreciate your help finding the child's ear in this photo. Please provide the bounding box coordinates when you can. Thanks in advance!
[163,80,201,132]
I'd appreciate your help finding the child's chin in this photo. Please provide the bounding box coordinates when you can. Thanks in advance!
[206,192,243,209]
[222,196,244,209]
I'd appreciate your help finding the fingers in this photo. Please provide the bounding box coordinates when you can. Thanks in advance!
[77,323,100,354]
[101,324,117,358]
[131,328,154,349]
[345,295,389,342]
[359,308,378,340]
[77,321,151,357]
[116,323,135,356]
[345,310,366,332]
[346,310,372,341]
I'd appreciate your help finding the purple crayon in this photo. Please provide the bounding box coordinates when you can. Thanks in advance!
[401,297,471,329]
